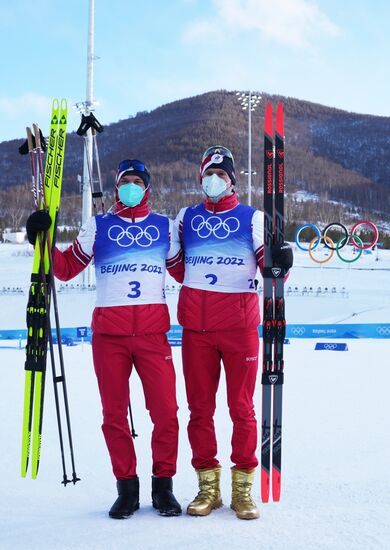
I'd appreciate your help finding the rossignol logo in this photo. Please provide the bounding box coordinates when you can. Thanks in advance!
[272,267,282,277]
[277,163,284,193]
[269,374,279,384]
[165,355,172,360]
[246,356,258,362]
[267,164,273,194]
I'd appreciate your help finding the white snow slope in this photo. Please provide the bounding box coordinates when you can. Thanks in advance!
[0,243,389,550]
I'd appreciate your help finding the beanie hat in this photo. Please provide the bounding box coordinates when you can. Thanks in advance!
[200,145,236,185]
[116,159,151,188]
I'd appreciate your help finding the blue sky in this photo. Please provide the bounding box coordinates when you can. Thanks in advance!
[1,0,389,142]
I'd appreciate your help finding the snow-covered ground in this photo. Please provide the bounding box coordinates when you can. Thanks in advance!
[1,243,390,549]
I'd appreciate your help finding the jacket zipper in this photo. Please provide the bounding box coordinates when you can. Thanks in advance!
[201,289,206,331]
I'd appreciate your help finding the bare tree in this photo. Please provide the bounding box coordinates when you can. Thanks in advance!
[0,183,32,231]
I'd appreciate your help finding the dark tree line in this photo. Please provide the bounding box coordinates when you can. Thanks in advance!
[0,90,389,246]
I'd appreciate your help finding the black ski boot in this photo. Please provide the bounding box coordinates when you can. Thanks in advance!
[152,476,182,516]
[109,478,140,519]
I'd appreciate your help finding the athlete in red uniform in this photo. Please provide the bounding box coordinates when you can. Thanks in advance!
[174,146,292,520]
[26,159,184,519]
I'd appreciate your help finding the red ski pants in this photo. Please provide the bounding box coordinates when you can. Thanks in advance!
[92,333,179,479]
[182,328,259,470]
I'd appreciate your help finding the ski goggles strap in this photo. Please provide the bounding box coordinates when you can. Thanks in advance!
[117,159,147,173]
[116,159,151,187]
[201,145,234,163]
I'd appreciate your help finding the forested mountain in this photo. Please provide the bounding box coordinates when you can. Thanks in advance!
[1,90,389,235]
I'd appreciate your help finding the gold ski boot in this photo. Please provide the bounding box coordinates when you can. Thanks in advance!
[231,468,260,520]
[187,467,223,516]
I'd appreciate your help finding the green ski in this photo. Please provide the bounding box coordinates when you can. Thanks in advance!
[21,99,68,479]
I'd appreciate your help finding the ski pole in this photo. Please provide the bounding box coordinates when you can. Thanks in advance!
[33,124,69,483]
[92,129,105,213]
[128,403,138,439]
[77,111,138,439]
[77,112,105,214]
[34,124,80,485]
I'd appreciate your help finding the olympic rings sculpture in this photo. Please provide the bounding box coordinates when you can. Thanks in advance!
[294,220,378,264]
[108,224,160,247]
[308,235,335,264]
[191,215,240,239]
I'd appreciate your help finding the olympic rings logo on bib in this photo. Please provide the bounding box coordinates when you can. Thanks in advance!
[107,225,160,247]
[191,215,240,239]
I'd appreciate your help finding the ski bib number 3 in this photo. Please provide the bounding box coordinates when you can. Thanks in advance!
[127,281,141,298]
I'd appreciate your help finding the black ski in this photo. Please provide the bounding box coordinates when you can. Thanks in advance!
[261,102,274,503]
[272,103,285,502]
[261,102,285,502]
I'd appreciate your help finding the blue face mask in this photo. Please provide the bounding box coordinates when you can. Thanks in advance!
[202,174,228,202]
[118,183,145,207]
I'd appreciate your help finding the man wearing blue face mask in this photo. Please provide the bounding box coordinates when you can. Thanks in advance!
[174,145,293,520]
[26,159,184,519]
[117,172,146,206]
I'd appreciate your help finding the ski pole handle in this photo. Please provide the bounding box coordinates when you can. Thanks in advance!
[32,123,41,150]
[26,127,34,153]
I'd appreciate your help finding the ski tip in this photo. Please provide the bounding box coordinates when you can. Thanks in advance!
[264,102,273,136]
[261,491,270,503]
[276,103,284,136]
[261,469,270,503]
[31,460,40,479]
[272,469,281,501]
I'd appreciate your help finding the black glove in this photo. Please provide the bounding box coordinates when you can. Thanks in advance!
[26,210,52,245]
[271,242,293,271]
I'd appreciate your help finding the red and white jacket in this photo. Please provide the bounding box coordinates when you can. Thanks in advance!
[54,195,184,335]
[174,193,264,332]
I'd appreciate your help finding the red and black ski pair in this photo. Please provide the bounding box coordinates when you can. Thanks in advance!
[261,102,285,503]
